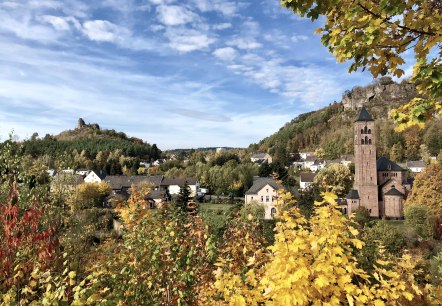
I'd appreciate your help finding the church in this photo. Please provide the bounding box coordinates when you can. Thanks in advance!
[344,106,412,218]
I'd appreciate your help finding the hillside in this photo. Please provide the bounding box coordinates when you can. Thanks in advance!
[253,77,441,163]
[15,119,162,174]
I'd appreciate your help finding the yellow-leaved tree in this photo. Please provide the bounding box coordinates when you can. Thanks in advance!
[280,0,442,131]
[209,192,430,305]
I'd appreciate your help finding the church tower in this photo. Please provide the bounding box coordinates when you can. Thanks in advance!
[353,106,379,217]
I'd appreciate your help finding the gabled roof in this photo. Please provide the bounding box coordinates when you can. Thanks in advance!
[300,172,316,183]
[90,170,107,180]
[161,177,198,186]
[345,189,360,199]
[104,175,163,190]
[402,177,414,185]
[377,156,405,171]
[384,187,404,197]
[406,160,426,168]
[356,105,374,122]
[251,152,269,159]
[245,177,283,195]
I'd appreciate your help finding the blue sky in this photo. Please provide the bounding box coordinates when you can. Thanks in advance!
[0,0,393,149]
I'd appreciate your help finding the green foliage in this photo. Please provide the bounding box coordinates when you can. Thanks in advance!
[366,221,406,255]
[353,206,372,228]
[175,181,191,212]
[67,182,111,212]
[404,205,434,239]
[313,163,353,197]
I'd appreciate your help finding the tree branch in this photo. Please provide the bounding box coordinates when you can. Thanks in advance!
[357,2,436,36]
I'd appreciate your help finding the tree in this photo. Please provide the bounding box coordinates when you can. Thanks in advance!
[175,182,191,212]
[67,182,111,211]
[406,163,442,216]
[404,205,434,239]
[313,163,353,197]
[390,143,404,162]
[258,162,272,177]
[280,0,442,131]
[210,193,429,304]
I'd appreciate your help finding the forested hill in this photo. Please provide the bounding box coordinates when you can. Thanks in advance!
[16,118,162,174]
[251,77,441,163]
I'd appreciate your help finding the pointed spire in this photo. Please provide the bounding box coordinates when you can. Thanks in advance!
[356,105,374,122]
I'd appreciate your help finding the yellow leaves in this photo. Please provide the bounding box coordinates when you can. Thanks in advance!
[170,231,175,237]
[314,275,330,288]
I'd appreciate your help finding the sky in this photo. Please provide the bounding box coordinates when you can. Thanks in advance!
[0,0,388,149]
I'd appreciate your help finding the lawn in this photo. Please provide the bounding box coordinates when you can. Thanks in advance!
[198,203,238,240]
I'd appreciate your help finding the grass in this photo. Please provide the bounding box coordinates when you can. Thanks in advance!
[198,203,238,241]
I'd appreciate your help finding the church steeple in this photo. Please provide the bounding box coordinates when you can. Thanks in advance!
[356,105,374,122]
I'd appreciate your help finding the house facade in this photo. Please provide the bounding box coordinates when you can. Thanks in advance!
[300,172,316,190]
[245,177,282,219]
[345,106,411,219]
[84,170,107,183]
[406,160,426,173]
[250,153,273,164]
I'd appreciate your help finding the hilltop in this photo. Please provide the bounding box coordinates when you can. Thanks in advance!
[20,119,162,168]
[252,77,441,163]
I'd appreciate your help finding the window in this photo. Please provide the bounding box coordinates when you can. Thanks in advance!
[365,136,368,144]
[361,129,364,134]
[251,196,253,200]
[261,196,264,202]
[368,139,372,144]
[361,139,364,144]
[266,196,270,202]
[368,129,371,134]
[266,189,269,193]
[364,126,368,134]
[271,207,277,218]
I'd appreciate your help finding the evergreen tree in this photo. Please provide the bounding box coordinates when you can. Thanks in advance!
[175,181,191,212]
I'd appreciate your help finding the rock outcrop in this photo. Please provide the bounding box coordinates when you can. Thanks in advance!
[342,77,418,111]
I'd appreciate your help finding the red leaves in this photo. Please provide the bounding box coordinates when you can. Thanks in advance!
[0,180,58,288]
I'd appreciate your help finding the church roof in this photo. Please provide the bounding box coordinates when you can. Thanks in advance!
[346,189,360,199]
[376,156,405,171]
[384,187,404,197]
[356,105,374,122]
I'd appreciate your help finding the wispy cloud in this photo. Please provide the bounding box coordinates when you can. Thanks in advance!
[171,108,232,122]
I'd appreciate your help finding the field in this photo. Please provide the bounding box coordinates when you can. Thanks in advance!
[198,203,238,240]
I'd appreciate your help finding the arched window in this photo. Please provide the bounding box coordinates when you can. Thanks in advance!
[361,139,364,144]
[361,129,364,134]
[271,207,277,218]
[364,126,368,134]
[368,139,372,144]
[365,136,368,144]
[368,129,371,134]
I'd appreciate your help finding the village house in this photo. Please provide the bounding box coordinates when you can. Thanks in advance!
[245,177,283,219]
[299,172,316,190]
[250,152,273,164]
[406,160,426,173]
[84,170,107,183]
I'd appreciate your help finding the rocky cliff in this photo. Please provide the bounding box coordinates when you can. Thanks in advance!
[342,77,418,111]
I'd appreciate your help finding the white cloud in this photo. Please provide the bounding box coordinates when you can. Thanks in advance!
[156,5,198,26]
[291,34,308,43]
[165,28,215,52]
[212,22,231,30]
[227,37,262,50]
[82,20,130,42]
[191,0,238,16]
[213,47,237,61]
[39,15,80,31]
